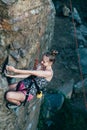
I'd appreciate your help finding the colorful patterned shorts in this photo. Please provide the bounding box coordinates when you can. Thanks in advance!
[17,82,34,101]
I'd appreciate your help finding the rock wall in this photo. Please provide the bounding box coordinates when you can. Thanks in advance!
[0,0,55,130]
[0,0,55,69]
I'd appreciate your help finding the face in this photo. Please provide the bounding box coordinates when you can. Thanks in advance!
[41,55,51,67]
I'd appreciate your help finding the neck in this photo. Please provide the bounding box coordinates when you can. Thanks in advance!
[46,65,52,70]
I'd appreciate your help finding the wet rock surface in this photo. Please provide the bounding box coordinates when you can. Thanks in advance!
[43,93,64,116]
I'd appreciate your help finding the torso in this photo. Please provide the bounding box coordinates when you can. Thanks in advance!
[21,76,49,95]
[37,64,53,82]
[45,69,53,82]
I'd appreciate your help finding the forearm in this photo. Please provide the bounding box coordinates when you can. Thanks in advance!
[6,65,52,77]
[15,69,51,77]
[6,74,31,78]
[15,69,32,74]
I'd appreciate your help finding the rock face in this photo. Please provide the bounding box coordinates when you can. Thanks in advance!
[0,0,55,69]
[77,47,87,75]
[0,0,55,130]
[59,79,74,99]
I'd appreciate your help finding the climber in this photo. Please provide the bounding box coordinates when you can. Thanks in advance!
[4,50,58,109]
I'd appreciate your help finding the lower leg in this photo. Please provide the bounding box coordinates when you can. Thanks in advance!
[7,98,21,106]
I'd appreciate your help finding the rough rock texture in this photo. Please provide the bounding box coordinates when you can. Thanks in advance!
[0,0,55,69]
[0,0,55,130]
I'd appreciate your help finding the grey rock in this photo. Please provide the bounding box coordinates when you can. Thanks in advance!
[59,79,74,99]
[12,41,21,49]
[71,8,82,25]
[77,47,87,74]
[0,50,4,59]
[76,30,86,43]
[0,36,5,47]
[26,123,32,130]
[53,1,63,16]
[19,48,26,58]
[10,17,21,24]
[75,25,87,45]
[77,25,87,37]
[46,120,54,127]
[30,9,39,15]
[43,93,64,118]
[74,78,87,93]
[1,0,17,5]
[0,76,8,89]
[70,64,78,71]
[17,58,27,68]
[12,26,20,32]
[10,51,20,62]
[71,28,86,45]
[62,5,70,17]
